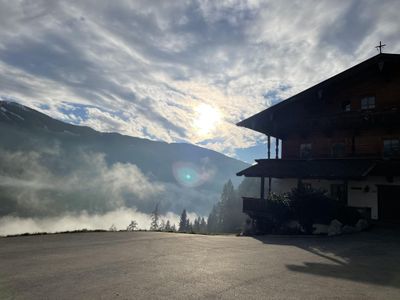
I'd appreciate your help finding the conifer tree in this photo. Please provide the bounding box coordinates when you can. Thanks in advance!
[206,179,249,234]
[200,217,207,233]
[165,220,171,231]
[127,220,138,231]
[186,219,192,232]
[171,224,177,232]
[219,179,236,232]
[193,217,200,233]
[150,203,160,231]
[207,204,218,233]
[179,209,188,232]
[159,219,166,231]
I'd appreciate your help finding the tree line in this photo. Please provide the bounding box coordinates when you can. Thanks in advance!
[134,178,256,234]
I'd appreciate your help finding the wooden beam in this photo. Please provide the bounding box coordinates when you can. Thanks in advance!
[268,177,272,194]
[260,177,265,200]
[267,135,271,159]
[275,138,279,159]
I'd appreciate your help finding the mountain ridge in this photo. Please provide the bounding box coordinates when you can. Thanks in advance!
[0,100,248,217]
[0,100,245,165]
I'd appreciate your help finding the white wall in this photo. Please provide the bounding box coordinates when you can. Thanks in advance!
[348,176,400,220]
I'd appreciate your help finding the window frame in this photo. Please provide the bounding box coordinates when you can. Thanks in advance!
[383,138,400,157]
[361,96,376,110]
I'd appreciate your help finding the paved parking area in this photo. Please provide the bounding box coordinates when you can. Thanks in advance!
[0,229,399,299]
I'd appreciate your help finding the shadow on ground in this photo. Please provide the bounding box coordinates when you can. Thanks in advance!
[253,226,400,289]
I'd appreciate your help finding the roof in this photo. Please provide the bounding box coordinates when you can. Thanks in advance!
[236,159,385,180]
[237,53,400,137]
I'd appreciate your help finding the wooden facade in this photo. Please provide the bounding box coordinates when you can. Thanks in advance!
[237,53,400,221]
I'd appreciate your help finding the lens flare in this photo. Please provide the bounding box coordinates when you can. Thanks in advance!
[172,162,209,188]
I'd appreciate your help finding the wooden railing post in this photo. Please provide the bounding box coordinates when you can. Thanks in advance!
[268,177,272,195]
[260,177,265,200]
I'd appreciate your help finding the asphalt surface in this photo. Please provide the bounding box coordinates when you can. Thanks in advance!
[0,229,399,299]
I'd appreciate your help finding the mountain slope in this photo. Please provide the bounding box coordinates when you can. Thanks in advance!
[0,101,248,217]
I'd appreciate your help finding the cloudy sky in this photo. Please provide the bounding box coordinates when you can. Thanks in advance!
[0,0,399,162]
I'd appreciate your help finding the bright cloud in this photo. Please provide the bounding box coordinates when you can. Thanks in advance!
[0,0,399,161]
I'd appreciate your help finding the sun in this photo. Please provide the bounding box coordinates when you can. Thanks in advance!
[193,104,221,136]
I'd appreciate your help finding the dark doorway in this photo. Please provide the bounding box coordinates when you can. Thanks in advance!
[378,185,400,222]
[330,184,347,204]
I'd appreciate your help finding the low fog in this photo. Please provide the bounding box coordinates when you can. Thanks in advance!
[0,147,205,235]
[0,208,201,236]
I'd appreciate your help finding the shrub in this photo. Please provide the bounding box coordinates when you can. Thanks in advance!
[288,185,336,234]
[253,193,293,233]
[266,193,293,229]
[252,186,362,235]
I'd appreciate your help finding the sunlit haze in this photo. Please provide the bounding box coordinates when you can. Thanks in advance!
[193,104,221,137]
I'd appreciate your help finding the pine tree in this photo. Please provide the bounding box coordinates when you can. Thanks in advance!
[219,179,236,232]
[206,179,248,234]
[159,219,166,231]
[207,204,218,233]
[193,217,200,233]
[200,217,207,234]
[171,224,177,232]
[127,220,138,231]
[150,203,160,231]
[165,220,172,231]
[179,209,188,232]
[186,219,192,233]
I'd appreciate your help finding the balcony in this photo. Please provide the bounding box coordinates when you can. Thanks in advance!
[252,109,400,138]
[237,158,377,180]
[284,109,400,137]
[242,197,267,214]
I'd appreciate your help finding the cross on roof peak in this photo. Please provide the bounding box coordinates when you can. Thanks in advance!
[376,41,386,54]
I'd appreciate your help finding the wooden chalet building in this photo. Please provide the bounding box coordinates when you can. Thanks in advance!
[237,53,400,222]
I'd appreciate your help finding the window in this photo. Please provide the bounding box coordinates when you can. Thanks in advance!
[361,96,375,110]
[331,143,345,157]
[300,143,312,159]
[342,100,351,112]
[384,139,400,157]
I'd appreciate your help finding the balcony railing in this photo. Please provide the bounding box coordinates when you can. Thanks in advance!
[242,197,268,213]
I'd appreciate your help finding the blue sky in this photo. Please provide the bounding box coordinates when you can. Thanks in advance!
[0,0,399,163]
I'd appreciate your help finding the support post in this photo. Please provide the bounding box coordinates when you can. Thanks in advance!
[260,177,265,200]
[267,135,271,159]
[268,177,272,194]
[275,138,279,159]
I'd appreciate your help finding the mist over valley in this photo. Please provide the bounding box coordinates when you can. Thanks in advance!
[0,101,248,235]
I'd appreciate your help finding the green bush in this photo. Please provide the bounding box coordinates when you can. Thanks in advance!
[288,185,336,234]
[253,185,362,235]
[252,193,293,234]
[266,193,293,229]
